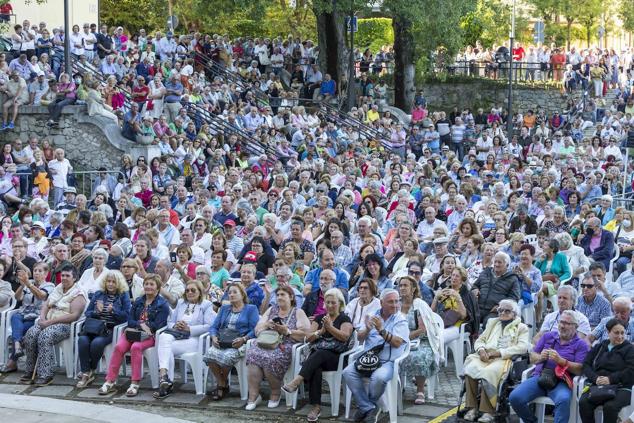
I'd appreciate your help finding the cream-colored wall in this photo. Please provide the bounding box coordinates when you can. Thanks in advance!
[9,0,98,28]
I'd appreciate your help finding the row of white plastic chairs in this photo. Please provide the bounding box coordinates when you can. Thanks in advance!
[0,302,473,423]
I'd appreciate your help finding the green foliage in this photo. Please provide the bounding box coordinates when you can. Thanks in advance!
[620,0,634,32]
[355,18,394,53]
[461,0,531,48]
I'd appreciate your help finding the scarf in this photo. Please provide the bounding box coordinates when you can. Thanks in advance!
[70,248,91,270]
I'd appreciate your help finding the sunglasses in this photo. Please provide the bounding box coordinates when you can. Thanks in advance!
[497,308,513,314]
[580,284,595,289]
[408,270,422,276]
[185,287,199,293]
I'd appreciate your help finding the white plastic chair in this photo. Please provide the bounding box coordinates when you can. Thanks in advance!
[201,333,248,400]
[344,341,411,423]
[168,332,209,395]
[289,334,360,414]
[606,242,620,283]
[445,323,470,377]
[112,324,161,388]
[525,234,538,246]
[71,322,127,375]
[0,298,17,365]
[521,293,539,338]
[519,365,581,423]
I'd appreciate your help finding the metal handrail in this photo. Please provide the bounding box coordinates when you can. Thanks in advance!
[70,55,277,162]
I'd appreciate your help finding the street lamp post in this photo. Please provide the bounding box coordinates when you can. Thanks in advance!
[346,9,356,112]
[506,0,516,137]
[64,0,71,76]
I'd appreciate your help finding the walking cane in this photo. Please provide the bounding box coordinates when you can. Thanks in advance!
[31,356,39,382]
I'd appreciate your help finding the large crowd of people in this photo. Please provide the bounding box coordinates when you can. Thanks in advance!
[0,16,634,423]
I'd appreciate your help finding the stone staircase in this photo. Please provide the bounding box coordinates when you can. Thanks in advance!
[581,89,619,139]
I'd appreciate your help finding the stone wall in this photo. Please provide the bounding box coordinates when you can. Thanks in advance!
[419,81,568,115]
[0,105,159,170]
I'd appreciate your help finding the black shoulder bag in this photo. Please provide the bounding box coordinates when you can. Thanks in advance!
[355,341,391,377]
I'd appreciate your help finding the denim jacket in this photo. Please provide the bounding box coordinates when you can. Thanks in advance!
[209,304,258,339]
[85,290,131,327]
[128,294,170,333]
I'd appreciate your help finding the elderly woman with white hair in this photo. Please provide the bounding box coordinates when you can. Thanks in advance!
[555,232,590,284]
[77,248,109,299]
[462,299,530,422]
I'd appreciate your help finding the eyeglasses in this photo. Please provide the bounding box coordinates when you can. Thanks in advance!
[497,308,513,314]
[580,284,595,289]
[408,270,422,276]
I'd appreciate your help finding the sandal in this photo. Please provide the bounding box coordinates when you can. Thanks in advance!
[0,364,17,373]
[307,406,321,422]
[126,383,140,397]
[76,371,95,389]
[282,382,298,394]
[415,392,426,405]
[98,381,116,395]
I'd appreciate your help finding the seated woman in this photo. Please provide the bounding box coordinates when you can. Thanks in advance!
[429,255,458,291]
[344,278,381,332]
[204,283,258,401]
[77,248,108,299]
[349,253,390,299]
[0,258,13,310]
[245,286,310,410]
[431,267,479,345]
[578,318,634,423]
[0,263,54,373]
[154,280,215,398]
[21,264,87,386]
[98,273,170,397]
[510,310,589,423]
[282,288,353,421]
[399,275,444,405]
[514,244,543,311]
[76,270,131,388]
[535,239,571,309]
[462,299,530,422]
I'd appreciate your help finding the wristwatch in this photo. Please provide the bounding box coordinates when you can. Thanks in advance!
[379,329,387,338]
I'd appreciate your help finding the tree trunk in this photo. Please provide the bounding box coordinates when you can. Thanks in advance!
[315,9,347,95]
[393,14,415,113]
[566,21,572,50]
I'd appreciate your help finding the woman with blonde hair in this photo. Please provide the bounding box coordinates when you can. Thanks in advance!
[76,270,131,388]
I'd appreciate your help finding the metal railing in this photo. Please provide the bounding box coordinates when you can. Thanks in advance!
[71,54,279,164]
[439,60,573,83]
[15,170,126,203]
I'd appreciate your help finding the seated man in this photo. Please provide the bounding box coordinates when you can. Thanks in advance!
[1,72,29,130]
[343,288,409,423]
[588,297,634,344]
[302,269,334,319]
[260,265,304,313]
[471,251,521,324]
[303,248,349,298]
[534,285,591,343]
[576,272,612,329]
[509,310,589,423]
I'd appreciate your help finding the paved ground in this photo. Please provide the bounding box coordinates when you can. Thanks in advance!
[0,358,464,422]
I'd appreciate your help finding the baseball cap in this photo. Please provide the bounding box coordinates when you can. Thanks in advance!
[64,187,77,194]
[223,219,236,227]
[244,251,257,262]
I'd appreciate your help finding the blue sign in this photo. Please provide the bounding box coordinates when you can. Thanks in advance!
[533,21,545,44]
[345,16,358,33]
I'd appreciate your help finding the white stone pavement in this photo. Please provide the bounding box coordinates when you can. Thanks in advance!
[0,393,193,423]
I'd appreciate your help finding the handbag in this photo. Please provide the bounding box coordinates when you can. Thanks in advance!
[537,367,559,390]
[313,336,349,353]
[256,308,295,350]
[256,330,283,350]
[163,328,190,340]
[81,318,108,337]
[125,328,150,343]
[355,341,390,377]
[218,328,240,349]
[588,384,618,404]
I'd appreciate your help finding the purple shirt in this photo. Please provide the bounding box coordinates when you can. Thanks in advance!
[532,331,589,376]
